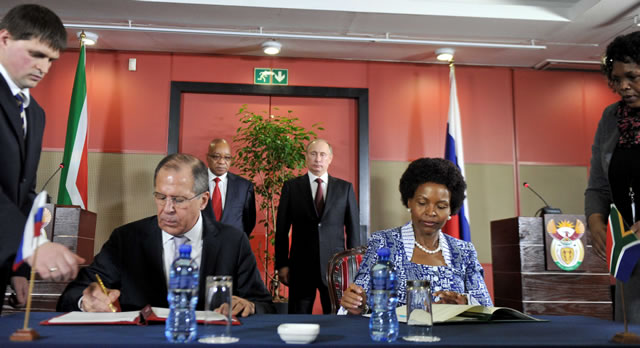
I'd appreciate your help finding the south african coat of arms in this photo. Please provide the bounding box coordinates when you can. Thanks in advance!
[546,219,585,271]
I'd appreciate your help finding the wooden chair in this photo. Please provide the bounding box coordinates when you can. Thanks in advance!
[326,246,367,313]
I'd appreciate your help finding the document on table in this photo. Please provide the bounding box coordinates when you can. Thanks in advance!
[396,304,544,323]
[42,307,229,325]
[45,311,142,324]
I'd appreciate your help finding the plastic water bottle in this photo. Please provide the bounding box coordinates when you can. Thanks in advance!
[368,247,398,342]
[165,244,199,343]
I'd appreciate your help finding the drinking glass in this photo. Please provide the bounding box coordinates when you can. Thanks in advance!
[403,279,440,342]
[198,275,239,344]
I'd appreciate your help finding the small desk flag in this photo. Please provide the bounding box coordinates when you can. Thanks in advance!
[607,204,640,282]
[13,191,49,271]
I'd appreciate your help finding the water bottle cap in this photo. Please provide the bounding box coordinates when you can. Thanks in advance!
[407,279,430,288]
[376,247,390,258]
[179,244,192,255]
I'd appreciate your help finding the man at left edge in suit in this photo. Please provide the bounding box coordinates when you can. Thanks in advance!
[203,138,256,236]
[0,4,85,312]
[57,154,273,316]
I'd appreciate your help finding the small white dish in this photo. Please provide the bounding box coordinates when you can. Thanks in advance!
[277,323,320,344]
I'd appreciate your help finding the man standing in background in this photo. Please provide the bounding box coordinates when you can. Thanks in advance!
[275,139,361,314]
[204,138,256,236]
[0,4,84,311]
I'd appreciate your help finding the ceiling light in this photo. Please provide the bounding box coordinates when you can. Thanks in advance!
[77,31,98,46]
[436,48,455,62]
[262,40,282,55]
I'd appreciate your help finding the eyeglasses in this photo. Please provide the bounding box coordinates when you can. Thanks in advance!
[153,191,205,208]
[207,154,233,162]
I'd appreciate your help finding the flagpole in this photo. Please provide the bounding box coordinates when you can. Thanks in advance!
[10,237,42,341]
[621,283,628,334]
[22,248,38,330]
[611,282,639,343]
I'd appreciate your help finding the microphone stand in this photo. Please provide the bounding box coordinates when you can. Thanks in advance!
[523,182,562,216]
[41,163,64,203]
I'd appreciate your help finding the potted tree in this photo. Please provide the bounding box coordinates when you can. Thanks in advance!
[233,105,322,302]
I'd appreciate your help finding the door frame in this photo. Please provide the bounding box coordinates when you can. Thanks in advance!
[168,81,370,238]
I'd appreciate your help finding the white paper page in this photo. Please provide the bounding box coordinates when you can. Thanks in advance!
[379,304,478,323]
[47,311,140,324]
[151,307,228,322]
[431,304,478,323]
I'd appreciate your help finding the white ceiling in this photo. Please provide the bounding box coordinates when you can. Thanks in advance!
[2,0,640,69]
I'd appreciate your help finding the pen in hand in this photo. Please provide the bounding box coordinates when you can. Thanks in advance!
[95,273,117,312]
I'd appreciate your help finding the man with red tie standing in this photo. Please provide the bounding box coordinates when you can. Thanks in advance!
[203,138,256,236]
[275,139,361,314]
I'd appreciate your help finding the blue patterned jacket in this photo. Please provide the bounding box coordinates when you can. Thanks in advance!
[354,224,492,307]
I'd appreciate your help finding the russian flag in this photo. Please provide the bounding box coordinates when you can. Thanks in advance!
[13,191,49,271]
[443,63,471,242]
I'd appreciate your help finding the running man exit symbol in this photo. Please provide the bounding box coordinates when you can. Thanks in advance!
[254,68,272,85]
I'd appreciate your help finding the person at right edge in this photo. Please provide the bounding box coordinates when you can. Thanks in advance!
[585,31,640,324]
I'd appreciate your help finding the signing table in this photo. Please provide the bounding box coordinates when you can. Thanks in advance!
[1,313,639,347]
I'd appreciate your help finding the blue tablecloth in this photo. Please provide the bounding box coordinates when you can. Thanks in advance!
[1,312,639,347]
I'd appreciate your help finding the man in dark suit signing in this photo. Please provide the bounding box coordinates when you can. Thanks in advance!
[57,154,272,316]
[0,4,84,311]
[275,139,361,314]
[203,138,256,236]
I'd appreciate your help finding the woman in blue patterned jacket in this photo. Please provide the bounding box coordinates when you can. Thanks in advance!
[340,158,492,314]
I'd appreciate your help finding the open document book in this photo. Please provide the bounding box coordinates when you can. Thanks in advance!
[40,305,239,325]
[395,304,544,324]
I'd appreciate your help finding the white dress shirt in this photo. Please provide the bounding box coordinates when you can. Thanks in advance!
[208,169,228,209]
[0,62,30,132]
[307,171,329,203]
[161,212,204,285]
[79,213,205,310]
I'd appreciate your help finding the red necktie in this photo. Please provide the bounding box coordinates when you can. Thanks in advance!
[315,178,324,216]
[212,177,223,220]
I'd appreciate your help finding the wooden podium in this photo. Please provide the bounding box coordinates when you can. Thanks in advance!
[3,205,96,313]
[491,215,612,320]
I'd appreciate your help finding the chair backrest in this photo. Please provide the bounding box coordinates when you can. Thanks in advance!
[326,246,367,313]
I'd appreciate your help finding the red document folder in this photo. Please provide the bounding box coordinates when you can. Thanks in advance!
[40,305,240,326]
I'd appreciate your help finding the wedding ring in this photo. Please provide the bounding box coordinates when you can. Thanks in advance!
[49,267,58,272]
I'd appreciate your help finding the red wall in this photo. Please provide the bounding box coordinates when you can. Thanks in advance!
[34,50,618,167]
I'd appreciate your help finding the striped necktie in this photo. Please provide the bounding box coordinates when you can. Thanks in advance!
[15,92,26,138]
[173,235,189,260]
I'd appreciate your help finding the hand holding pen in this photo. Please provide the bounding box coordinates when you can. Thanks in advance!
[95,274,118,312]
[80,274,121,312]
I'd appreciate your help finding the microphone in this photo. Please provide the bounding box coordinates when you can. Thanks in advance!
[523,182,562,216]
[41,163,64,203]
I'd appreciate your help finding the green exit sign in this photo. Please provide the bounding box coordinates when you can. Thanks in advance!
[254,68,288,85]
[271,69,288,85]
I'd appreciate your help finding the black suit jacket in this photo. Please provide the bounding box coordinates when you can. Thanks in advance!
[204,172,256,236]
[0,75,45,296]
[57,215,273,313]
[275,173,360,286]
